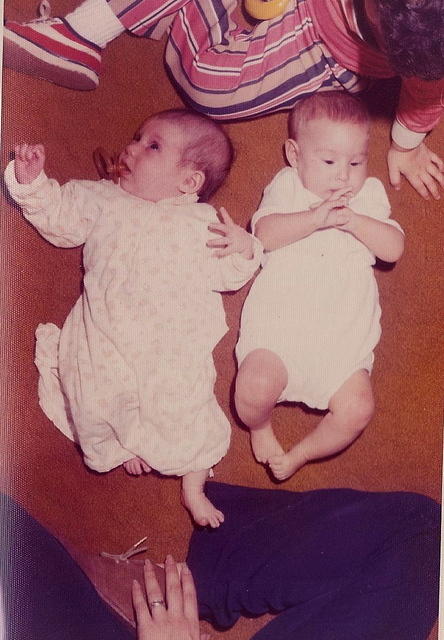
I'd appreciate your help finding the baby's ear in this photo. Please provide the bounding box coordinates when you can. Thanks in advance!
[180,170,205,195]
[285,138,299,167]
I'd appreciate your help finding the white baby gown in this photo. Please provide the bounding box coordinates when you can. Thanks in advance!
[5,163,261,475]
[236,167,403,410]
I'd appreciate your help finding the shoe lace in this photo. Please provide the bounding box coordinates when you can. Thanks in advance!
[100,536,149,563]
[29,0,59,24]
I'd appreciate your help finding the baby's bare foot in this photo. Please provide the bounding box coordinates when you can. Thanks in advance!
[250,424,285,464]
[123,457,152,476]
[268,451,307,481]
[181,489,224,528]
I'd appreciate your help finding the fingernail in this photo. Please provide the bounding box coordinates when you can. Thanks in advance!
[165,554,174,564]
[181,563,191,574]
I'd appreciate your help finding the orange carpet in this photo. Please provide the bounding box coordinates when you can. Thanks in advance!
[1,1,442,637]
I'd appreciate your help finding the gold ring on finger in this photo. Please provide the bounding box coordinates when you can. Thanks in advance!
[149,599,166,608]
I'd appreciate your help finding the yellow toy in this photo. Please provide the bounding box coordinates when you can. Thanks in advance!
[244,0,290,21]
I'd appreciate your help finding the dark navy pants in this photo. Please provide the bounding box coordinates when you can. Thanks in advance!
[188,483,440,640]
[1,483,440,639]
[0,492,135,640]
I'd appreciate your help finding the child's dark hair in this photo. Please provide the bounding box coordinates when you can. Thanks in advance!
[152,109,234,202]
[378,0,444,81]
[288,93,370,140]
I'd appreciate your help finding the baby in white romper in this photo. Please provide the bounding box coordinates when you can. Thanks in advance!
[235,93,405,481]
[5,109,262,527]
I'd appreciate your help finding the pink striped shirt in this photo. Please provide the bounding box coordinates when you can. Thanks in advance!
[309,0,444,136]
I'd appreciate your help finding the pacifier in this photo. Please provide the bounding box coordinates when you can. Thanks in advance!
[244,0,290,21]
[93,147,125,183]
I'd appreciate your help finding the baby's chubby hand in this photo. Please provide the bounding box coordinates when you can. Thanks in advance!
[14,143,45,184]
[207,207,254,259]
[311,188,354,230]
[324,205,354,229]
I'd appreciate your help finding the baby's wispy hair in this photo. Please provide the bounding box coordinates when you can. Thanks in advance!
[152,109,234,201]
[288,93,370,140]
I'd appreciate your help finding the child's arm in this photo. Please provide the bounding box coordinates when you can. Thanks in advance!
[5,144,101,248]
[206,207,262,292]
[14,143,46,184]
[326,207,404,263]
[388,142,443,201]
[207,207,254,259]
[388,77,444,200]
[255,188,351,251]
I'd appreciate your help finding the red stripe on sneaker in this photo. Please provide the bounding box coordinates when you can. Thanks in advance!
[58,19,102,53]
[6,22,101,74]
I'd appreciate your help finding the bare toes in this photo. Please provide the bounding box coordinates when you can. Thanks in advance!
[123,461,137,475]
[209,517,221,528]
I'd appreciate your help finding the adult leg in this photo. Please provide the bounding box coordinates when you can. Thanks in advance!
[250,490,439,640]
[188,482,440,639]
[235,348,288,463]
[0,493,135,640]
[269,368,374,480]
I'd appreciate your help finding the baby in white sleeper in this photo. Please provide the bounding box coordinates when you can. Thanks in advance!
[235,93,405,481]
[5,109,262,527]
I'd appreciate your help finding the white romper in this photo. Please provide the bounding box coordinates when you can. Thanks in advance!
[5,163,262,475]
[236,167,403,410]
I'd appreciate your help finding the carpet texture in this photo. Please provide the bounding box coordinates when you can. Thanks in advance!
[1,1,442,638]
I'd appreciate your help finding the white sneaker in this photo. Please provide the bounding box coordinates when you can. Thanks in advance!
[4,2,101,90]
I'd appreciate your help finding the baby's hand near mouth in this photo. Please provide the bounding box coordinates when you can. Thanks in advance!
[311,187,353,229]
[326,189,355,229]
[330,186,354,204]
[325,206,353,228]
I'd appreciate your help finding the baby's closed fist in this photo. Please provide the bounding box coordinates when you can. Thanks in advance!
[326,206,352,228]
[14,143,45,184]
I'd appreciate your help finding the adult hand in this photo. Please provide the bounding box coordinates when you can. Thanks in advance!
[132,555,208,640]
[387,142,443,200]
[14,143,45,184]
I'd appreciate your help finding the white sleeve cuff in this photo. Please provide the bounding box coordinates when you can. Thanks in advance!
[4,160,48,197]
[391,120,427,150]
[230,235,263,271]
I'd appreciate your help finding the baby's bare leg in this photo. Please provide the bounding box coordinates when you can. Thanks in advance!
[269,369,374,481]
[235,349,287,464]
[123,457,152,476]
[181,470,224,528]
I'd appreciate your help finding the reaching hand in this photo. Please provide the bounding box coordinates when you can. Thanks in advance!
[132,556,208,640]
[311,188,353,229]
[14,143,46,184]
[207,207,254,259]
[387,142,443,200]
